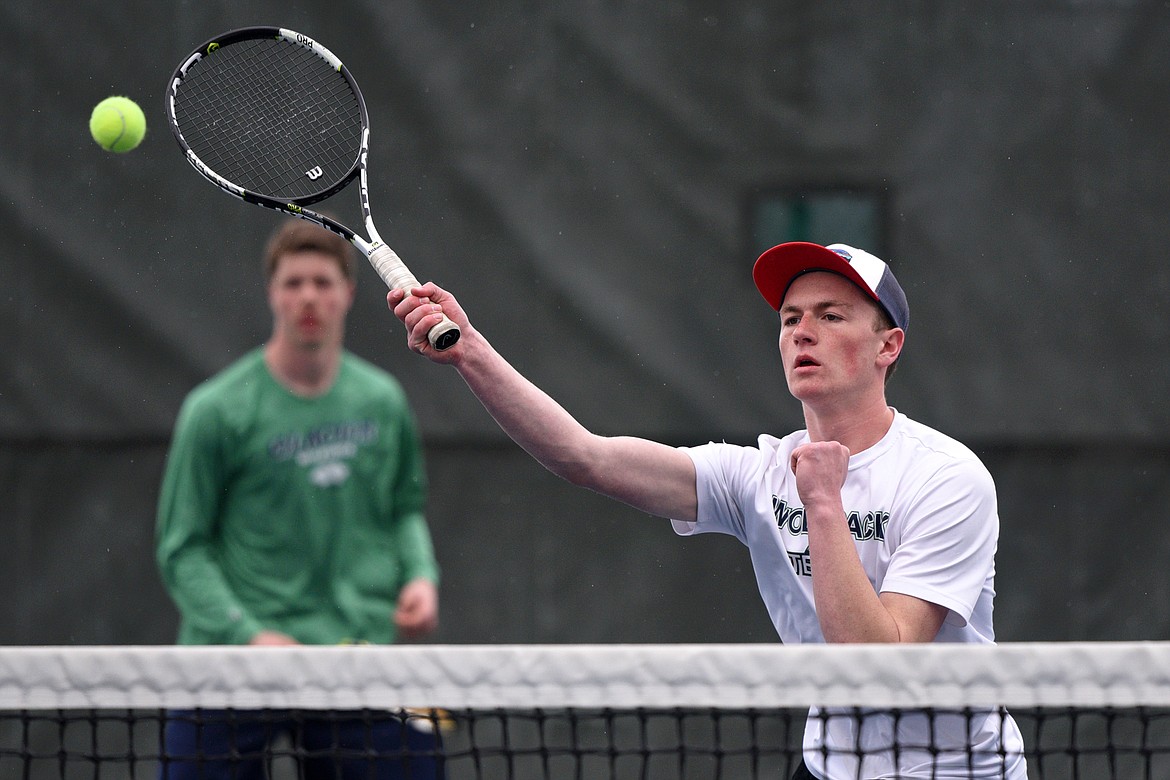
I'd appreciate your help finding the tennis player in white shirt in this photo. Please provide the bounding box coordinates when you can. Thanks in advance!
[389,241,1026,779]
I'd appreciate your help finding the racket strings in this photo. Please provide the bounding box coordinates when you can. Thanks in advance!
[173,37,363,201]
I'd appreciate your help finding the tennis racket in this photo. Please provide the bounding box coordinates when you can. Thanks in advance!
[164,26,460,351]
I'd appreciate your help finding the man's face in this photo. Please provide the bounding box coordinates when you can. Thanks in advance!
[778,271,894,405]
[267,250,355,351]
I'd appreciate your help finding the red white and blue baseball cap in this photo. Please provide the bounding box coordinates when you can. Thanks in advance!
[752,242,909,332]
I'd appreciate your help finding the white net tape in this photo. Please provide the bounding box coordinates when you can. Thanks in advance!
[2,642,1168,711]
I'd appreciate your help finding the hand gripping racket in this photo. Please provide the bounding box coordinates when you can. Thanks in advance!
[165,26,460,351]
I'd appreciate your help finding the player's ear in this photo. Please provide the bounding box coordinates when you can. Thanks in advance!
[877,327,904,369]
[265,269,281,311]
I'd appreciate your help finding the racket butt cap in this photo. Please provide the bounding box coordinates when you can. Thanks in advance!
[430,321,461,351]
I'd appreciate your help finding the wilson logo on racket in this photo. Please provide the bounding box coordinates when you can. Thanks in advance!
[305,166,324,180]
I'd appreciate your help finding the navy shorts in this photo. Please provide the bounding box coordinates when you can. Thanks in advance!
[158,709,444,780]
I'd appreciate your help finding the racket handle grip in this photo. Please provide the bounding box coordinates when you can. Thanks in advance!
[369,244,461,351]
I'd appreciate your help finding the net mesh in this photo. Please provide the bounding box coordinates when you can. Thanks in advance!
[2,643,1169,779]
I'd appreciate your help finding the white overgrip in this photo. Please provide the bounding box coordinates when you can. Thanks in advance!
[368,244,461,351]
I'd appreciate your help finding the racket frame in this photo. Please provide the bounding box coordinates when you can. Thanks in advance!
[165,26,459,350]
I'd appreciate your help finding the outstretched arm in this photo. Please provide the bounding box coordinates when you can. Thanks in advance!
[389,285,698,522]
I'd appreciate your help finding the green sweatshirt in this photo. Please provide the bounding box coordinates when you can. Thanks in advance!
[156,349,439,645]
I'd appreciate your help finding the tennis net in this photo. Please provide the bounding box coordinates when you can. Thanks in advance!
[1,642,1169,778]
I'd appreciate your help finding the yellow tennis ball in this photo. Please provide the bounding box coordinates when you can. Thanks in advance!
[89,96,146,153]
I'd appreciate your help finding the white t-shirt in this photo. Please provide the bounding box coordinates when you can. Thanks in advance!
[673,410,1027,779]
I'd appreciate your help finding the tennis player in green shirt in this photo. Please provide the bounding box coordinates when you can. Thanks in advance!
[156,219,443,779]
